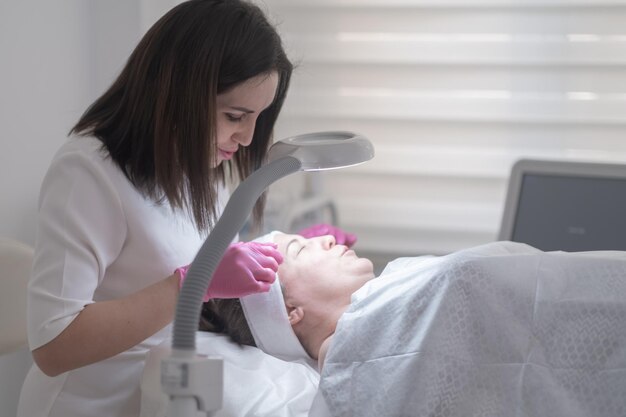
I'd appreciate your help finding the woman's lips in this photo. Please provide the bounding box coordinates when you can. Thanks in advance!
[219,149,235,160]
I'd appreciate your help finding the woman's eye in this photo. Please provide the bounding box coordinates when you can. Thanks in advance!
[226,113,244,122]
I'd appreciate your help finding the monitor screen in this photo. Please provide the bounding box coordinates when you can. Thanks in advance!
[511,173,626,251]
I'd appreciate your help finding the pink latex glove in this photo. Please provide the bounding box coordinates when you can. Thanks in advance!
[176,241,283,301]
[298,223,357,248]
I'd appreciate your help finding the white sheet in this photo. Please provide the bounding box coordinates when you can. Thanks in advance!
[312,241,626,417]
[140,332,319,417]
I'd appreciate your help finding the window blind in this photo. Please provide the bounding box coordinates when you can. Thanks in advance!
[260,0,626,263]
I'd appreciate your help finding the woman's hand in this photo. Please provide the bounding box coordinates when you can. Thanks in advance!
[177,241,283,300]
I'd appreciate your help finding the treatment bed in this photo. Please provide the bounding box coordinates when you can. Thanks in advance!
[141,241,626,417]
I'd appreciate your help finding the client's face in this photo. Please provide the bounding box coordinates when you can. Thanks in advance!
[273,233,375,321]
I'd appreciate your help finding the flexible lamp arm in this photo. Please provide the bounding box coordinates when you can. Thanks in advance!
[172,155,302,351]
[163,132,373,416]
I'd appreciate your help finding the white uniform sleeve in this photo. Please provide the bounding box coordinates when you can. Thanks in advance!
[28,147,127,350]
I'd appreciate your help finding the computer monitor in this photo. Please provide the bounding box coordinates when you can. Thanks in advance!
[498,159,626,252]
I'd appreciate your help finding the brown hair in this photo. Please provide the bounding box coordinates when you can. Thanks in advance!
[70,0,292,232]
[199,299,256,346]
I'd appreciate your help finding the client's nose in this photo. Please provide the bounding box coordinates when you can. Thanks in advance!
[320,235,336,249]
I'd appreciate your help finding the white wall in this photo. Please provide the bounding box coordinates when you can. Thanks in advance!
[1,1,92,245]
[0,1,142,416]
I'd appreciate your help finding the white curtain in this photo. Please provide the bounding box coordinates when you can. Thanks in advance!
[261,0,626,259]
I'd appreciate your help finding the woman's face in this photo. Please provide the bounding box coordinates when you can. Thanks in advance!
[273,233,376,318]
[213,72,279,167]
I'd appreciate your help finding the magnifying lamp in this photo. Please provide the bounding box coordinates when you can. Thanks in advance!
[161,131,374,416]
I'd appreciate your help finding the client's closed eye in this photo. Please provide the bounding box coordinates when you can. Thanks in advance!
[286,238,306,259]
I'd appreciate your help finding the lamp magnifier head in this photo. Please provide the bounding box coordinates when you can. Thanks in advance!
[268,131,374,171]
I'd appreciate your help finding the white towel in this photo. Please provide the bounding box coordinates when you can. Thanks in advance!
[240,231,313,365]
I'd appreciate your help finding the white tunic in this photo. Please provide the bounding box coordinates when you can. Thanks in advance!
[18,136,228,417]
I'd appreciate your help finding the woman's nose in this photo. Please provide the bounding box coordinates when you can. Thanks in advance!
[233,132,253,147]
[233,122,255,147]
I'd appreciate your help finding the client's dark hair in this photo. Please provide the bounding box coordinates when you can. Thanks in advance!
[199,299,256,347]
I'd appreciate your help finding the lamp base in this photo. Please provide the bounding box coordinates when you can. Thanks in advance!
[162,350,223,417]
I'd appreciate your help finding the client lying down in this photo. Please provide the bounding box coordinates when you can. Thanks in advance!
[203,232,626,417]
[201,232,375,369]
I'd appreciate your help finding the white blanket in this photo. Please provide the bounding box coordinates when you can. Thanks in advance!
[312,242,626,417]
[141,332,319,417]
